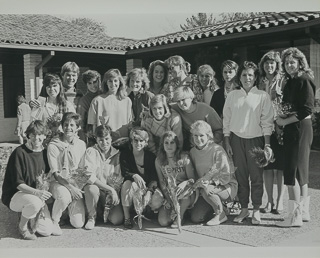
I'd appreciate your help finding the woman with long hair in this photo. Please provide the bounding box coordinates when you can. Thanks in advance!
[258,51,287,215]
[275,48,316,227]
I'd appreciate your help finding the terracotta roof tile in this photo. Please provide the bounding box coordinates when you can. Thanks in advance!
[128,12,320,50]
[0,14,135,53]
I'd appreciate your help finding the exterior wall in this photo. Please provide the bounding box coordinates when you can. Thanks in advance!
[24,54,42,101]
[0,64,18,142]
[126,59,142,73]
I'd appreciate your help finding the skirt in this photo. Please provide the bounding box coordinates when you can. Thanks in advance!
[264,133,284,170]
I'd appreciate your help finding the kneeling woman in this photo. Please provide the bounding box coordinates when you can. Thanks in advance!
[155,131,197,227]
[1,120,53,240]
[120,127,159,229]
[81,125,124,230]
[189,121,238,225]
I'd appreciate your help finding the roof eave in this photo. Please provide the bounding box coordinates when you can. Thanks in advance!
[0,43,126,55]
[127,18,320,55]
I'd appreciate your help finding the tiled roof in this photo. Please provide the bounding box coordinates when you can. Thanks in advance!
[128,12,320,50]
[0,14,136,53]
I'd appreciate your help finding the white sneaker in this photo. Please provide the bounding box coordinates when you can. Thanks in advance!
[52,222,62,236]
[85,218,95,230]
[206,211,228,226]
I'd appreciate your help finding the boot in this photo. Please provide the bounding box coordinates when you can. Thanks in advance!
[301,196,310,222]
[275,200,303,228]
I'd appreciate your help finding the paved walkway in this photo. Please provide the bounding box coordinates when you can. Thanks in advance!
[0,145,319,258]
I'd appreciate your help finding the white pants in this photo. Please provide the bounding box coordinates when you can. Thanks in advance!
[50,181,85,228]
[10,191,53,236]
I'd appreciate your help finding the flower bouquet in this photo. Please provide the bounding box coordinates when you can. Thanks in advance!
[249,146,275,168]
[30,171,51,233]
[103,194,114,223]
[43,113,63,148]
[273,99,296,145]
[68,166,91,190]
[132,186,152,229]
[161,165,182,233]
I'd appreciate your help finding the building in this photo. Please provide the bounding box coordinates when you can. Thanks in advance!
[1,12,320,142]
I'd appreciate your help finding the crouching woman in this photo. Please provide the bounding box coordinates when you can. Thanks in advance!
[189,121,238,226]
[1,120,53,240]
[80,124,124,230]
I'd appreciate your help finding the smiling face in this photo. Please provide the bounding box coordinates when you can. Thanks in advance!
[198,73,213,89]
[129,76,143,93]
[153,65,165,84]
[46,82,60,99]
[28,133,46,150]
[240,68,256,92]
[62,119,79,138]
[284,56,299,77]
[107,77,120,95]
[62,71,78,89]
[222,67,237,82]
[87,77,100,93]
[163,136,177,157]
[96,134,112,154]
[151,102,165,121]
[263,59,277,76]
[132,135,147,152]
[192,129,209,150]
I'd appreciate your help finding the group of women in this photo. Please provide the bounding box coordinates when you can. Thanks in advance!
[1,47,316,240]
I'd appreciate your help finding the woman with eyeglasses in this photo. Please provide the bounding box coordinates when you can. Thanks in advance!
[162,55,203,103]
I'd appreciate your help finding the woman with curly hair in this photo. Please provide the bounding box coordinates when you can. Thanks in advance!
[258,51,287,215]
[223,61,274,225]
[197,64,219,105]
[147,60,169,95]
[162,55,203,103]
[88,69,132,134]
[155,131,196,228]
[126,68,154,125]
[275,48,316,227]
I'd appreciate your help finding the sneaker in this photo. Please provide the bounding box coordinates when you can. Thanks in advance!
[85,218,95,230]
[170,220,178,228]
[19,227,37,240]
[252,210,261,225]
[206,212,228,226]
[52,222,62,236]
[124,218,133,229]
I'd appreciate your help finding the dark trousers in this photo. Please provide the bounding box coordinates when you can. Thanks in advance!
[230,133,264,209]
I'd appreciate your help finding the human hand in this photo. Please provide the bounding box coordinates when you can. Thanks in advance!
[14,128,19,135]
[225,143,233,157]
[147,181,157,191]
[176,180,188,196]
[204,184,216,195]
[110,189,120,206]
[276,117,286,127]
[133,174,146,189]
[30,99,40,109]
[164,199,171,209]
[69,186,84,200]
[34,189,52,201]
